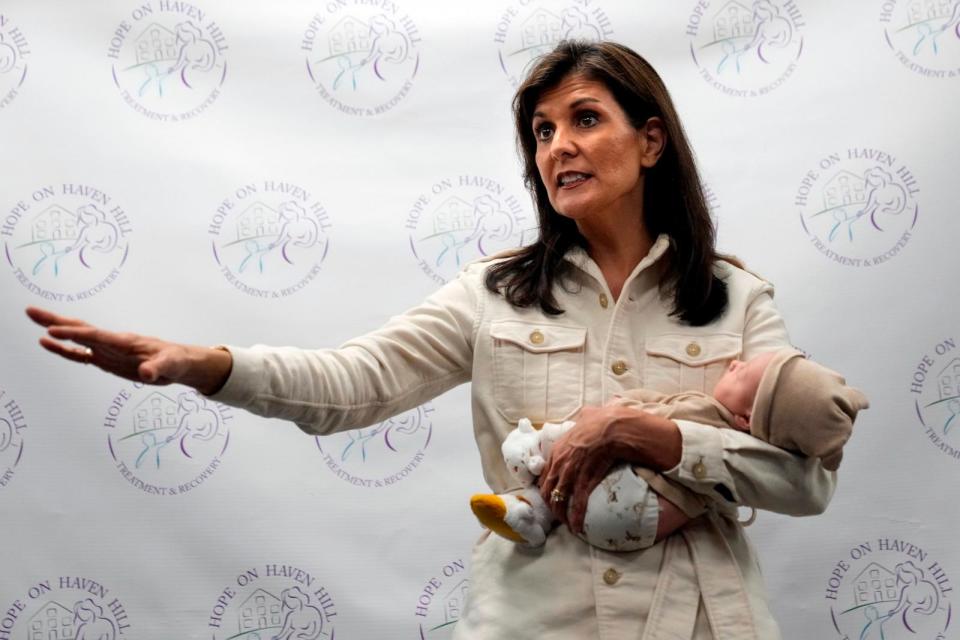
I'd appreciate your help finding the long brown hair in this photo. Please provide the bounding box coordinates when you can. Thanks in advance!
[485,40,727,325]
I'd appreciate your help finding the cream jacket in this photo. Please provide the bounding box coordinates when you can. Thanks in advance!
[213,235,836,639]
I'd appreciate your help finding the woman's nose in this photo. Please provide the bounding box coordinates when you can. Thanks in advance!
[549,126,577,159]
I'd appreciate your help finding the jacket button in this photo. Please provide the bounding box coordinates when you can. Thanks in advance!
[530,330,544,345]
[692,457,707,480]
[611,360,628,375]
[603,568,621,585]
[599,293,609,309]
[686,342,701,357]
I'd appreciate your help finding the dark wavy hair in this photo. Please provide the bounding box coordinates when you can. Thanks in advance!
[484,41,727,325]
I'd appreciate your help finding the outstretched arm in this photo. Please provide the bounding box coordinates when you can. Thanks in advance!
[26,307,233,395]
[28,263,480,436]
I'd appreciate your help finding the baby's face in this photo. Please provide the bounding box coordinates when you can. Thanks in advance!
[713,352,776,423]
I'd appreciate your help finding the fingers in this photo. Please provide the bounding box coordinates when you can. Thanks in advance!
[567,458,610,534]
[138,359,161,383]
[539,459,560,511]
[138,350,179,384]
[45,325,99,344]
[45,324,119,347]
[539,450,612,532]
[541,455,575,524]
[25,306,89,328]
[38,336,93,364]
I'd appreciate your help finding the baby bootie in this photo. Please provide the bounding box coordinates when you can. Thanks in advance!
[470,488,552,547]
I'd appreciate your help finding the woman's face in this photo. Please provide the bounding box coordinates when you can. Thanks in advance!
[531,73,662,225]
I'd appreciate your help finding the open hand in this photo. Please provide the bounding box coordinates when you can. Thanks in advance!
[25,307,231,394]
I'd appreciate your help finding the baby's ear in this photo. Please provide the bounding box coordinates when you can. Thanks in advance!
[733,414,751,431]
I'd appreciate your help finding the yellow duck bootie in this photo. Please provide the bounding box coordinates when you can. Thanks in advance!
[470,488,552,547]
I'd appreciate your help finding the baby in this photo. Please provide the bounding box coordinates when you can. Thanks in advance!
[471,348,868,551]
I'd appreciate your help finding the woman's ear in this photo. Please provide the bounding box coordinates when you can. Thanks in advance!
[639,117,667,169]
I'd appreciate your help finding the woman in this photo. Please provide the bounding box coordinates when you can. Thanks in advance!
[28,41,834,638]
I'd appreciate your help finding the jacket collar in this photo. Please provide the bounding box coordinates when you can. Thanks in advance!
[561,234,672,290]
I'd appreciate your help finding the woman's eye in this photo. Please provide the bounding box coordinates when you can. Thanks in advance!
[578,113,599,127]
[535,125,554,141]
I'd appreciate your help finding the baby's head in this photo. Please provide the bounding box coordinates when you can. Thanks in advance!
[714,348,869,470]
[712,351,777,430]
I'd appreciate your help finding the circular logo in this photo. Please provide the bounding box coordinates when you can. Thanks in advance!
[1,576,132,638]
[209,180,332,298]
[107,1,228,121]
[104,383,233,496]
[414,559,469,639]
[881,0,960,78]
[795,148,919,267]
[3,184,133,301]
[494,0,614,87]
[406,175,533,285]
[910,337,960,460]
[0,12,30,110]
[302,1,421,116]
[686,0,805,97]
[0,388,27,490]
[315,404,434,488]
[825,537,952,639]
[207,564,337,639]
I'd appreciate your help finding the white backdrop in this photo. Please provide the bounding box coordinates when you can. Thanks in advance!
[1,1,959,638]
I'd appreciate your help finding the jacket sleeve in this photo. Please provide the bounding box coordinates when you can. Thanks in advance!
[209,266,481,435]
[661,285,837,516]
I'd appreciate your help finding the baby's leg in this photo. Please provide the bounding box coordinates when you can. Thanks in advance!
[580,463,665,552]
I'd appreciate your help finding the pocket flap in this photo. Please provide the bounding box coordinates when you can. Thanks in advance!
[490,321,586,353]
[645,333,741,366]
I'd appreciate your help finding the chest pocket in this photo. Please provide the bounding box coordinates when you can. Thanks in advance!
[644,333,742,394]
[490,320,586,425]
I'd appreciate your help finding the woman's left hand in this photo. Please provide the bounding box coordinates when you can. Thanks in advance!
[539,405,682,533]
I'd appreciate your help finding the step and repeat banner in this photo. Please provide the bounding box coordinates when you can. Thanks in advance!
[1,1,958,638]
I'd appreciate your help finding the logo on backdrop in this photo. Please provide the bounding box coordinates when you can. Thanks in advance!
[315,403,434,488]
[824,537,952,639]
[414,558,469,639]
[2,184,133,301]
[207,564,337,640]
[406,175,533,285]
[795,148,919,267]
[103,382,233,495]
[209,180,332,298]
[494,0,613,87]
[910,337,960,461]
[0,12,30,110]
[301,1,422,116]
[686,0,805,97]
[0,388,27,490]
[1,576,132,638]
[107,1,228,121]
[881,0,960,78]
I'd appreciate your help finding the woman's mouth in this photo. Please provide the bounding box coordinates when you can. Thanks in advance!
[557,172,592,189]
